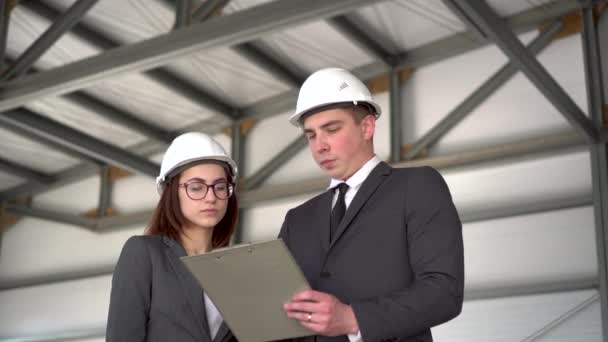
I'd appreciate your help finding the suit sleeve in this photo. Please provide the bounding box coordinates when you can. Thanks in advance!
[278,209,293,249]
[106,236,152,342]
[352,167,464,341]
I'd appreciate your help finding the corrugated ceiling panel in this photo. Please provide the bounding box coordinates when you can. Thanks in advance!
[8,5,101,69]
[26,97,148,149]
[260,20,377,74]
[486,0,555,17]
[356,0,465,50]
[165,47,292,107]
[83,72,225,132]
[0,127,79,174]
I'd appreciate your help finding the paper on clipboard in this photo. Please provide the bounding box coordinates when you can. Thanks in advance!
[181,239,314,342]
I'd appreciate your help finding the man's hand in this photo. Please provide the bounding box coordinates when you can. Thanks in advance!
[283,290,359,336]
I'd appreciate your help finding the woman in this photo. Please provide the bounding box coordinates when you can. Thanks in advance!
[106,132,239,342]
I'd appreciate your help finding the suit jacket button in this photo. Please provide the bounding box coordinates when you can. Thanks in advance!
[320,271,331,278]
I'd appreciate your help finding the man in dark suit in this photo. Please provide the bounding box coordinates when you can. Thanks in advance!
[281,68,464,342]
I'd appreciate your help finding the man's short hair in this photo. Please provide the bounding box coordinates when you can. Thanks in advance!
[298,102,376,126]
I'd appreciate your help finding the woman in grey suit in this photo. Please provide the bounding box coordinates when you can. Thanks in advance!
[106,132,239,342]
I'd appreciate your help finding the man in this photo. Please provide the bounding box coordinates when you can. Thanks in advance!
[280,68,464,342]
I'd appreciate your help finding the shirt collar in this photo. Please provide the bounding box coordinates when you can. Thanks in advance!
[328,155,382,190]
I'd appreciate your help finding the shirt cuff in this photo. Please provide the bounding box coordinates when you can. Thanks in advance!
[348,330,362,342]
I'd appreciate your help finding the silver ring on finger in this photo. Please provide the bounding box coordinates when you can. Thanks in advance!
[307,312,312,322]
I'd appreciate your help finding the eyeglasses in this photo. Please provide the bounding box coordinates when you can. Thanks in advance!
[179,181,234,200]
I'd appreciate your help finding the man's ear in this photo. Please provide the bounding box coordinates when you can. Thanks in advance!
[361,115,376,141]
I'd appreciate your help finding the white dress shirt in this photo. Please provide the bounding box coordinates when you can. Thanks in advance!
[204,292,223,339]
[327,155,381,342]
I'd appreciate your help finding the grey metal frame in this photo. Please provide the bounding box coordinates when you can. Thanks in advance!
[18,0,238,121]
[0,109,160,177]
[583,4,608,339]
[0,0,8,71]
[244,135,307,190]
[0,0,383,112]
[97,166,111,218]
[192,0,230,21]
[453,0,599,142]
[0,157,55,185]
[174,0,193,29]
[240,0,583,122]
[403,20,562,160]
[389,69,402,163]
[3,0,98,80]
[0,2,605,339]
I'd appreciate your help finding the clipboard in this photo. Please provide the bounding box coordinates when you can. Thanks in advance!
[181,239,314,342]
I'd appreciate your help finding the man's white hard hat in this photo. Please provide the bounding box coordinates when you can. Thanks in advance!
[289,67,382,127]
[156,132,237,194]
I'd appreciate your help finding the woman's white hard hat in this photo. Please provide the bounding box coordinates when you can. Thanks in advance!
[156,132,238,194]
[289,67,382,127]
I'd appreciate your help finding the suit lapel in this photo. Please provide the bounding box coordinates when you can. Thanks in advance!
[328,162,392,250]
[213,321,230,342]
[316,191,334,253]
[163,236,212,341]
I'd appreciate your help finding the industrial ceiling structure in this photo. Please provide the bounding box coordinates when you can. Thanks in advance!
[0,0,607,341]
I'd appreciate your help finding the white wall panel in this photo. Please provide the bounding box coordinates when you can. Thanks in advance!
[0,275,111,339]
[33,177,99,213]
[0,219,141,286]
[463,206,596,290]
[240,194,313,242]
[443,150,591,213]
[433,289,601,342]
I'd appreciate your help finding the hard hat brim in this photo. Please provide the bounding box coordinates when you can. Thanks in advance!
[156,156,238,194]
[289,100,382,127]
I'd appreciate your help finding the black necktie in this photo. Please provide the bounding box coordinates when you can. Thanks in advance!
[330,183,349,241]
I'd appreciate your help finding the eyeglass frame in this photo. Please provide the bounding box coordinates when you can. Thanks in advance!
[178,181,235,200]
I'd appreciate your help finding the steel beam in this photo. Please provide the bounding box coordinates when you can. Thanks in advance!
[453,0,599,142]
[191,0,307,88]
[0,117,101,165]
[231,121,246,243]
[3,0,98,80]
[241,0,584,122]
[174,0,193,29]
[4,131,588,231]
[0,119,227,201]
[389,70,402,162]
[3,203,96,229]
[62,92,176,144]
[440,0,487,41]
[465,277,599,301]
[239,130,587,207]
[0,0,583,203]
[404,20,562,160]
[0,157,55,185]
[244,134,307,190]
[232,42,305,87]
[97,166,111,218]
[461,193,591,224]
[192,0,230,21]
[0,0,8,71]
[0,0,382,112]
[0,109,160,177]
[19,0,237,120]
[328,13,397,66]
[8,60,177,145]
[583,4,608,339]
